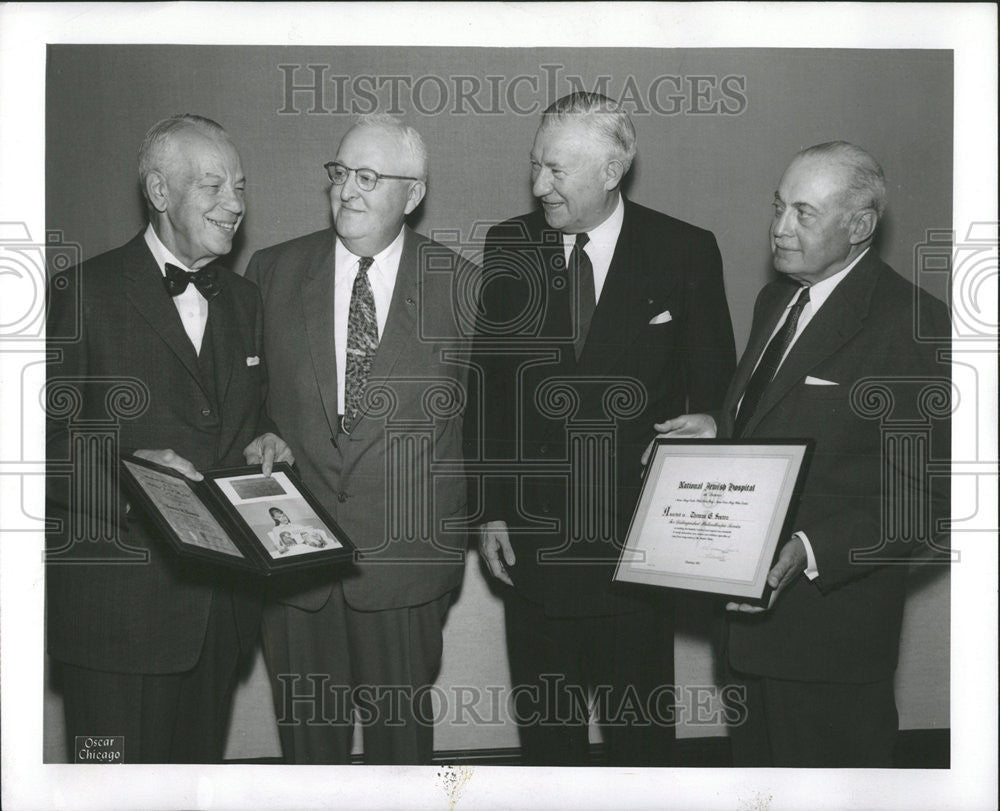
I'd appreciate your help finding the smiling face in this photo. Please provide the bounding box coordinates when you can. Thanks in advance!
[330,125,425,257]
[146,128,246,269]
[529,118,622,234]
[770,154,872,284]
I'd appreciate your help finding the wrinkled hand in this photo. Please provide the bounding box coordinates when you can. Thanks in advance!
[726,536,807,613]
[134,448,203,481]
[243,433,295,477]
[641,413,718,464]
[479,520,515,586]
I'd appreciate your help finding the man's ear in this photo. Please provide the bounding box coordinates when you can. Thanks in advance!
[144,171,169,214]
[603,159,625,191]
[849,207,878,245]
[404,180,427,215]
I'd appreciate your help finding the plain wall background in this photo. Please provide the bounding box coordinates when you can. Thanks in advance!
[44,45,952,760]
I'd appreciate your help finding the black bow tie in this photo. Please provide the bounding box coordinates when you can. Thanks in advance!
[163,262,222,300]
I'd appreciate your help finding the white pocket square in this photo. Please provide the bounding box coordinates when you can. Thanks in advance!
[648,310,673,325]
[246,356,260,367]
[804,375,838,386]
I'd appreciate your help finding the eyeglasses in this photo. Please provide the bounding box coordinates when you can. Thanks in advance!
[324,161,419,192]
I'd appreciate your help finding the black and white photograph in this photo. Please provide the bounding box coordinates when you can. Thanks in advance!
[212,470,345,558]
[0,3,996,810]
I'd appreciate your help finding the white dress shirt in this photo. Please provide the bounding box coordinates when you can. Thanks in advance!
[560,193,625,304]
[333,229,404,414]
[747,247,869,580]
[144,224,210,355]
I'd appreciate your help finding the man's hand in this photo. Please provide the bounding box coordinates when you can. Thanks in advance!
[134,449,203,481]
[726,536,807,613]
[479,520,515,586]
[641,413,718,464]
[244,433,295,477]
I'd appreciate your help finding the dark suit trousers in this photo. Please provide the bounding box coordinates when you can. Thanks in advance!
[504,589,676,766]
[261,582,452,765]
[728,669,898,767]
[58,590,242,763]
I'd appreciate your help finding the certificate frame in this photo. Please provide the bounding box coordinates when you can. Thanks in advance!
[119,456,356,575]
[613,439,813,604]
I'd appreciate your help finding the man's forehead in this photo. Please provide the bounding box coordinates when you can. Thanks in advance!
[336,126,405,166]
[779,156,847,201]
[532,119,600,157]
[168,130,242,175]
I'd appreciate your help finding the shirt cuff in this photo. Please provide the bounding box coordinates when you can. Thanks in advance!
[796,531,819,580]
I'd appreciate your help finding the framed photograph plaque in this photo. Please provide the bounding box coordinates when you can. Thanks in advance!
[614,439,813,604]
[120,456,356,574]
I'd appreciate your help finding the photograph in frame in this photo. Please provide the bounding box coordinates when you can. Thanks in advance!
[119,457,356,574]
[210,468,347,560]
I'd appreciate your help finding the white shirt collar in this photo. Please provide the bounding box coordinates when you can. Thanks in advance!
[335,227,405,285]
[800,247,870,311]
[562,193,625,247]
[144,223,194,275]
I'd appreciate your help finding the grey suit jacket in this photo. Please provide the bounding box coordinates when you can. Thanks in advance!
[246,226,475,611]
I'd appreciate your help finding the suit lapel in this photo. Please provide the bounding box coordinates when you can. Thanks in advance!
[741,253,880,435]
[300,230,340,438]
[123,233,207,394]
[575,203,661,373]
[723,281,799,429]
[207,275,239,417]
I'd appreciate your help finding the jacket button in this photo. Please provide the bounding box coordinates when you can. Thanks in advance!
[541,502,551,514]
[337,491,348,503]
[540,444,548,455]
[200,408,211,417]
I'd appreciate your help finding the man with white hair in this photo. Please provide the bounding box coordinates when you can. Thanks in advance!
[246,114,475,764]
[46,114,290,762]
[475,92,736,765]
[664,142,951,766]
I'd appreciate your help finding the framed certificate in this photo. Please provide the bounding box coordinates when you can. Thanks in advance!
[119,456,356,575]
[613,439,813,604]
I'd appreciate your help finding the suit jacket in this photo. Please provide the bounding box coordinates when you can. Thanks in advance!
[722,251,951,683]
[245,226,473,612]
[46,231,267,674]
[476,200,736,617]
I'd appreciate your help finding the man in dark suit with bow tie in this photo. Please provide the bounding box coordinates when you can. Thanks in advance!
[660,142,951,766]
[246,114,474,764]
[46,114,291,762]
[474,92,736,765]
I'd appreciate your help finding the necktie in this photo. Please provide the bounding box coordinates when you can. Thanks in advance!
[343,256,377,434]
[163,262,222,300]
[570,232,595,360]
[734,285,811,437]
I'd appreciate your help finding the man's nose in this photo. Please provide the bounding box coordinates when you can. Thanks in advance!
[221,185,244,214]
[340,170,361,201]
[532,168,552,197]
[772,207,794,238]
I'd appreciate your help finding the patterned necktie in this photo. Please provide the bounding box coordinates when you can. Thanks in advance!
[343,256,377,433]
[734,285,811,437]
[570,232,595,360]
[163,262,222,300]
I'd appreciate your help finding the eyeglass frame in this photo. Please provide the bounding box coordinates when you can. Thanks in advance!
[324,161,420,191]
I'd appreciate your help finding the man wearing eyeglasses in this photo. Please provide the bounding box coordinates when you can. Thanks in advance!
[245,114,475,764]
